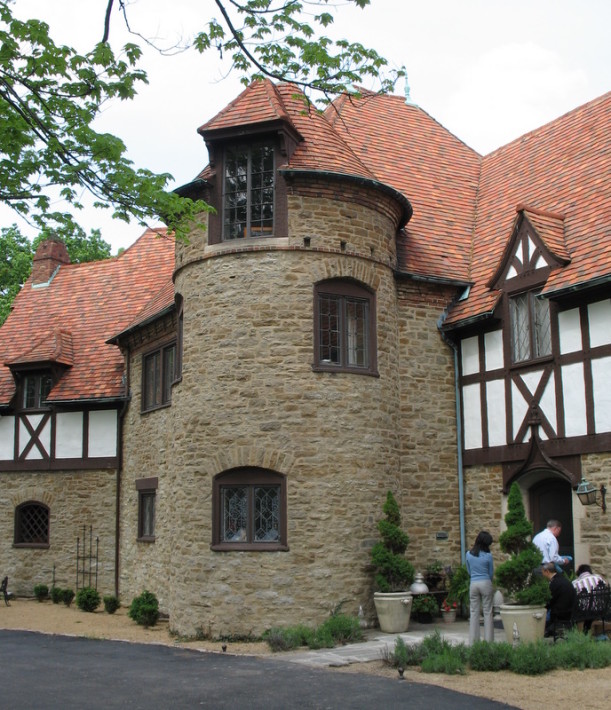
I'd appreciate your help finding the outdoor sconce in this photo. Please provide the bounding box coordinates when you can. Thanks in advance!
[576,480,607,513]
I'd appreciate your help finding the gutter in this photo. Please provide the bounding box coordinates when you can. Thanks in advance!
[541,274,611,300]
[437,295,468,565]
[395,271,472,290]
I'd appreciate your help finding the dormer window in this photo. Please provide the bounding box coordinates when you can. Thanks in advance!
[509,291,551,363]
[22,372,53,409]
[223,143,274,240]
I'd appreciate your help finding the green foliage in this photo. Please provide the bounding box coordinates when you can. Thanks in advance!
[76,586,101,612]
[128,590,159,627]
[0,225,112,325]
[103,595,120,614]
[384,630,611,676]
[192,1,404,103]
[33,583,48,602]
[551,629,611,669]
[495,482,548,604]
[411,594,438,616]
[371,491,415,592]
[420,648,466,675]
[468,641,513,671]
[447,564,470,607]
[62,588,75,607]
[50,587,63,604]
[317,613,363,645]
[264,612,363,652]
[509,640,556,675]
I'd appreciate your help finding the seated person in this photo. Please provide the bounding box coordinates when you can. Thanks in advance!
[572,564,607,632]
[573,564,606,593]
[541,562,577,637]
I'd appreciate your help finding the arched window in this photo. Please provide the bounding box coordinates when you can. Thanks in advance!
[212,468,287,551]
[14,501,49,547]
[313,279,378,375]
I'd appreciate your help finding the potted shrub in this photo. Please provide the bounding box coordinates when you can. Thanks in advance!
[424,560,445,591]
[411,593,438,623]
[495,482,550,643]
[371,491,415,633]
[446,564,470,617]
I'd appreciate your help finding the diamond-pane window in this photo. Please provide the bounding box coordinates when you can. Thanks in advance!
[15,502,49,545]
[213,468,286,549]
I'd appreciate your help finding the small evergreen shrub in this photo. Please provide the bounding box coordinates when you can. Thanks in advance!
[550,629,611,669]
[62,588,75,607]
[318,613,363,645]
[307,626,335,650]
[50,586,63,604]
[128,590,159,627]
[420,648,466,675]
[76,586,101,613]
[468,640,513,671]
[509,640,556,675]
[411,594,439,616]
[33,584,48,602]
[264,625,313,652]
[103,595,120,614]
[371,491,415,592]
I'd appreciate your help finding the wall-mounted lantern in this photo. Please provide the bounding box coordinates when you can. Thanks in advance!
[576,480,607,513]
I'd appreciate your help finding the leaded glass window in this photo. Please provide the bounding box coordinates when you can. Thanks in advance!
[213,468,287,550]
[223,144,274,240]
[509,291,551,363]
[315,280,375,373]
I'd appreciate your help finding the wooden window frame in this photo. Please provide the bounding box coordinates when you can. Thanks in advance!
[14,501,50,548]
[141,341,176,412]
[313,279,378,376]
[211,468,288,551]
[136,477,158,542]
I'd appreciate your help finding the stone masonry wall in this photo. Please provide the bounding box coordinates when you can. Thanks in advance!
[396,281,463,575]
[0,470,116,596]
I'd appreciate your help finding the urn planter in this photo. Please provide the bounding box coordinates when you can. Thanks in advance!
[441,609,457,624]
[499,603,546,644]
[373,592,413,633]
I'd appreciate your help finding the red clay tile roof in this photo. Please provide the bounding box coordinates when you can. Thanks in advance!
[6,328,74,368]
[326,90,482,281]
[445,92,611,326]
[0,229,175,405]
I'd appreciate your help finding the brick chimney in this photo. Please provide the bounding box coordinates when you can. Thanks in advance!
[31,238,70,286]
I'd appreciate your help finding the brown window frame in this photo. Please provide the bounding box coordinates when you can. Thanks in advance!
[14,500,50,548]
[20,371,53,411]
[313,279,378,376]
[136,477,158,542]
[211,468,288,551]
[141,341,176,412]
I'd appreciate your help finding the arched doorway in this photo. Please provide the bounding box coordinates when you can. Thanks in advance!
[529,477,574,567]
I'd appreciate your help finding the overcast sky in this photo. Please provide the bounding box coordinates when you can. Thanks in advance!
[4,0,610,253]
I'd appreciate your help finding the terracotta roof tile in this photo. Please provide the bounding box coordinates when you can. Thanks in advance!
[446,92,611,325]
[326,90,481,280]
[0,229,175,405]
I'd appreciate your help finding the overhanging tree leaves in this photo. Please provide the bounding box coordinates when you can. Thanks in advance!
[1,0,401,239]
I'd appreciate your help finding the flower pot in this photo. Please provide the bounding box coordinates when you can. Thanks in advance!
[373,592,413,633]
[441,609,456,624]
[499,603,546,644]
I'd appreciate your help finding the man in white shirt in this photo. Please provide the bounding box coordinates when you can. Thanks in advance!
[533,520,572,572]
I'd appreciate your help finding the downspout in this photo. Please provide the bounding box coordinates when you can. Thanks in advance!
[437,298,468,565]
[115,351,131,597]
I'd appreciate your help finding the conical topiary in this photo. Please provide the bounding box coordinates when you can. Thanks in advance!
[371,491,415,592]
[495,482,550,605]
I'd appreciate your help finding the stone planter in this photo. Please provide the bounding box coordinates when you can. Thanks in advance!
[441,609,456,624]
[373,592,413,633]
[499,604,546,644]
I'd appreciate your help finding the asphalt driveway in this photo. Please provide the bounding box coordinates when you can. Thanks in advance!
[0,630,517,709]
